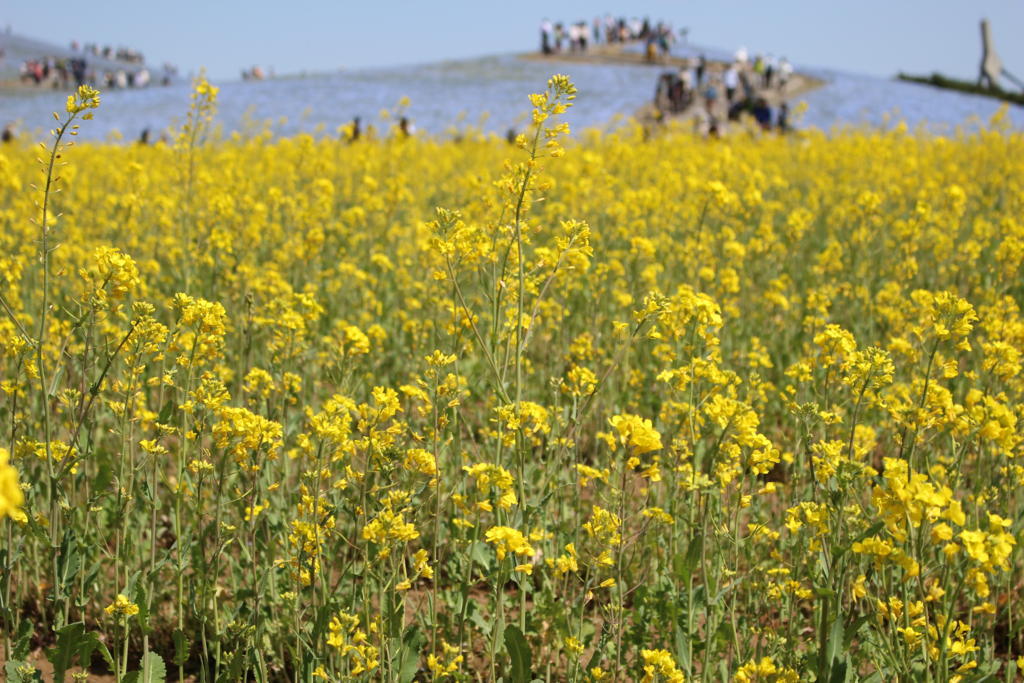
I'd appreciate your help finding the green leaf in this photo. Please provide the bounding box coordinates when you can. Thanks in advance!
[76,629,115,673]
[828,658,848,683]
[843,615,870,651]
[583,627,609,674]
[140,651,167,683]
[825,611,844,666]
[224,644,247,683]
[469,541,491,569]
[172,628,192,667]
[675,622,690,671]
[157,398,176,424]
[74,631,101,675]
[56,528,81,598]
[76,561,103,608]
[44,624,113,678]
[504,625,532,683]
[469,607,491,637]
[13,618,33,660]
[47,622,87,681]
[385,589,404,640]
[134,585,151,635]
[680,536,702,583]
[396,638,421,683]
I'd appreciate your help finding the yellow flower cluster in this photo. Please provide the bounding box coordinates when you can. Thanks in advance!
[104,594,139,619]
[326,611,379,675]
[608,413,663,455]
[0,448,24,522]
[484,525,534,562]
[640,648,685,682]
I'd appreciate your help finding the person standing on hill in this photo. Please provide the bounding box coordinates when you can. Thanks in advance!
[777,102,791,132]
[739,67,754,101]
[681,60,694,93]
[765,54,776,88]
[778,57,793,90]
[703,75,720,116]
[540,19,553,55]
[724,63,739,102]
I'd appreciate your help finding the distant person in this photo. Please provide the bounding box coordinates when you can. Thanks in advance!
[703,78,719,115]
[71,57,87,86]
[657,23,671,54]
[654,72,673,110]
[778,58,793,89]
[138,128,150,145]
[629,17,642,39]
[398,116,415,137]
[739,68,754,101]
[696,54,707,86]
[645,39,658,63]
[727,97,748,121]
[752,98,772,130]
[764,54,777,88]
[2,124,14,143]
[724,63,739,102]
[707,115,721,138]
[680,61,694,92]
[348,116,361,143]
[604,14,616,43]
[753,55,765,85]
[777,102,791,132]
[540,19,553,55]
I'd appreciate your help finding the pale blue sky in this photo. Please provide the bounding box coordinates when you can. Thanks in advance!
[5,1,1023,82]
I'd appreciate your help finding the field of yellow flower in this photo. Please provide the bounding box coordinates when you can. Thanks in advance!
[1,76,1023,682]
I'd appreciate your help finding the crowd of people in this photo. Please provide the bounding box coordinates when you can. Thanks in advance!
[12,40,177,90]
[654,48,795,134]
[74,41,145,64]
[539,15,679,56]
